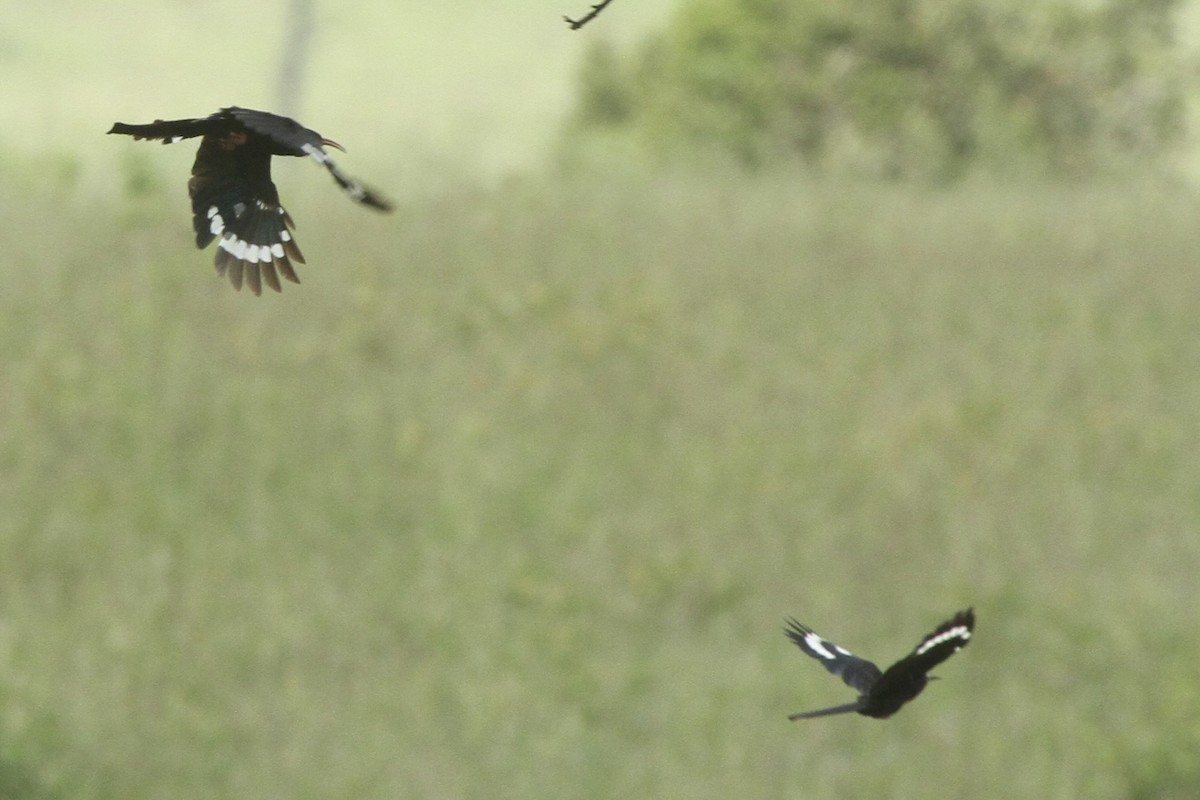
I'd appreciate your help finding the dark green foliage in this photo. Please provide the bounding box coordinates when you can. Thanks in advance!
[574,41,637,128]
[568,0,1193,179]
[0,720,67,800]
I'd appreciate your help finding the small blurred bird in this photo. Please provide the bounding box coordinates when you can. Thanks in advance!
[784,608,974,720]
[108,106,391,295]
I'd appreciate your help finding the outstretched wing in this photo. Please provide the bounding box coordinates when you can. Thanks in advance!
[224,107,393,211]
[298,141,393,211]
[224,107,325,156]
[107,115,220,144]
[784,618,882,695]
[896,607,975,675]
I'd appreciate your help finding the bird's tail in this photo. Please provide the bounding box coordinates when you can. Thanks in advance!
[787,701,864,721]
[209,202,305,295]
[190,178,305,295]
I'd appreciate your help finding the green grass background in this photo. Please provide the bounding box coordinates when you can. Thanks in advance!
[3,2,1200,799]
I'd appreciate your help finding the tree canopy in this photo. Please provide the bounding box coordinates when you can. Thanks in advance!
[567,0,1193,180]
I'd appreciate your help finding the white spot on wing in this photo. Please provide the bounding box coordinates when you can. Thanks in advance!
[804,633,838,661]
[270,243,285,259]
[220,235,249,261]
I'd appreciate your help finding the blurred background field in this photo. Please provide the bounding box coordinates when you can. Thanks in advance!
[3,1,1200,799]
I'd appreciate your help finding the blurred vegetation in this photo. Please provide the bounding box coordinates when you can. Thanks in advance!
[4,148,1200,797]
[567,0,1196,179]
[4,2,1200,798]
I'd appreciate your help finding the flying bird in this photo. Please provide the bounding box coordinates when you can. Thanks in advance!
[784,608,974,720]
[108,106,392,295]
[564,0,616,29]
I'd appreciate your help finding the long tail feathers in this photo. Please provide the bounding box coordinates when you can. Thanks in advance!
[787,701,864,721]
[206,200,304,296]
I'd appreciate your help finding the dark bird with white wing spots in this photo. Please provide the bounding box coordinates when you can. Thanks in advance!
[108,106,391,295]
[784,608,974,720]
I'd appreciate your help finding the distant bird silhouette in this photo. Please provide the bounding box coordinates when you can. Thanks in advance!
[108,107,391,295]
[784,608,974,720]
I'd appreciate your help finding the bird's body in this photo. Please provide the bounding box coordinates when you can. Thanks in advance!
[784,608,974,720]
[108,107,391,295]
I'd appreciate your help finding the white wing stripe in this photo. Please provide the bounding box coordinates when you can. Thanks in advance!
[804,633,838,661]
[914,624,971,656]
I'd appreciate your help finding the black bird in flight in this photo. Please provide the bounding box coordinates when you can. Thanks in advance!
[108,106,391,295]
[784,608,974,720]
